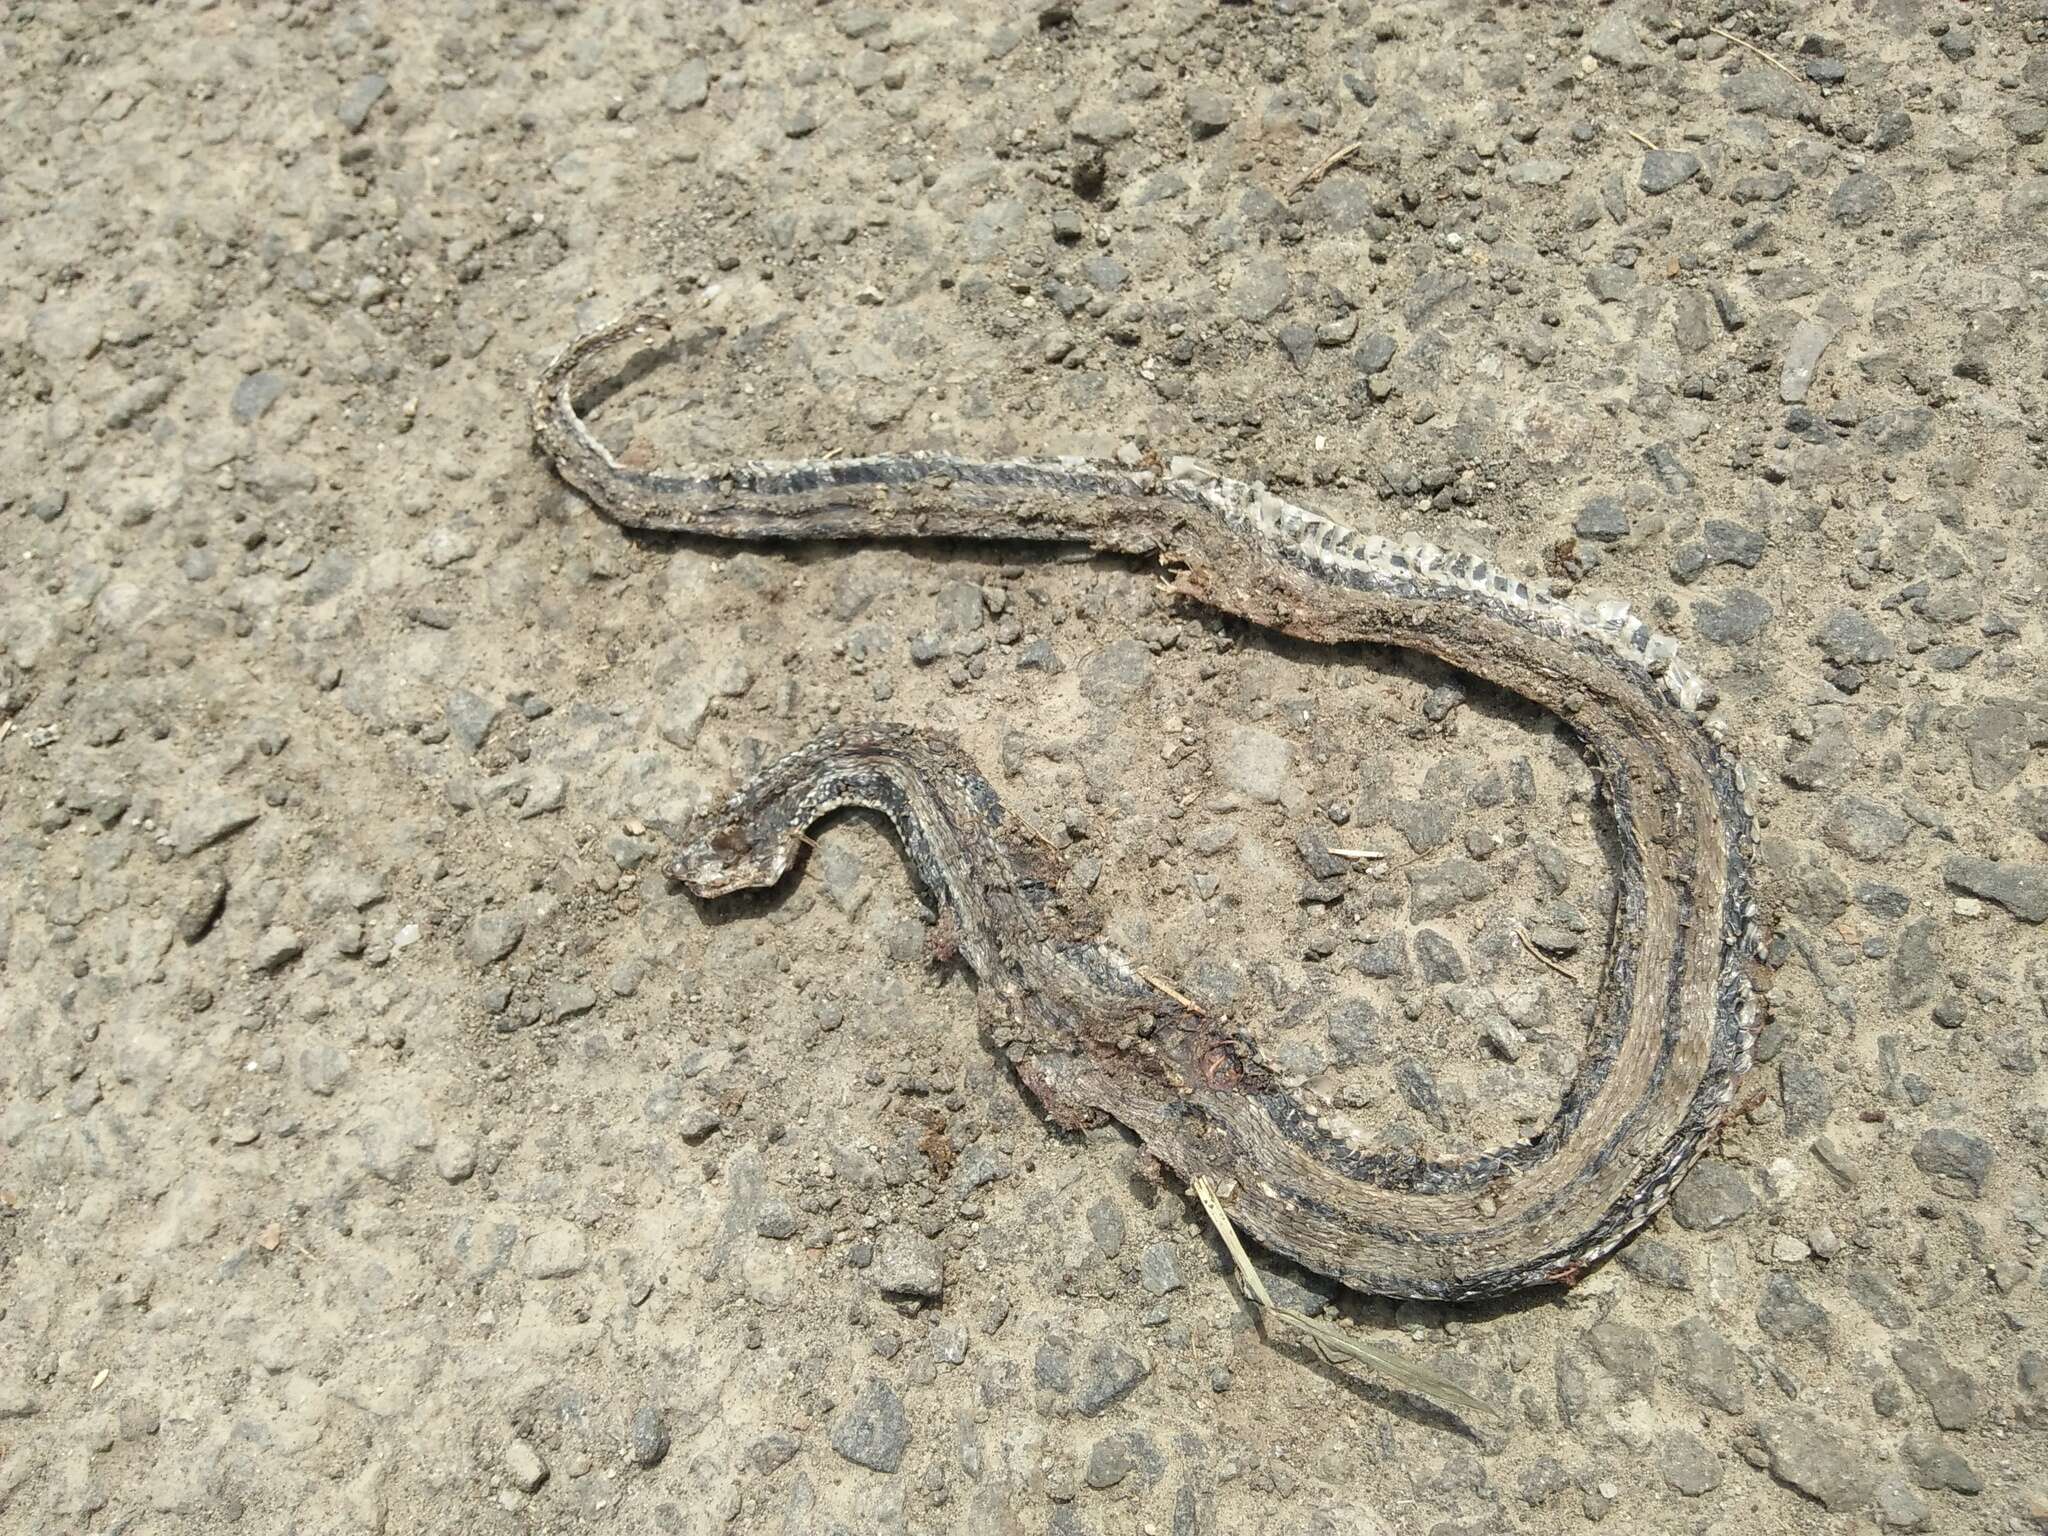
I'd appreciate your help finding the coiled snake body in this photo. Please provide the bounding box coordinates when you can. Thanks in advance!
[533,313,1763,1302]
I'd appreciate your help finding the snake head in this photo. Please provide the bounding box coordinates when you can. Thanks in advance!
[665,818,792,898]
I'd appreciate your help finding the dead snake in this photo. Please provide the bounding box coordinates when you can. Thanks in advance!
[531,311,1763,1302]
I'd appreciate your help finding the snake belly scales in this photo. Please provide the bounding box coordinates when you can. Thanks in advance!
[531,311,1764,1304]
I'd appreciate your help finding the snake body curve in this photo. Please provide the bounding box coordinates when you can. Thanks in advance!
[532,312,1763,1302]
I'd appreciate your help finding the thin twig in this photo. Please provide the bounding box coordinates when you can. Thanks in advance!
[1325,847,1387,861]
[1516,926,1580,983]
[1288,139,1362,196]
[1710,24,1804,84]
[1191,1176,1499,1424]
[1138,969,1206,1016]
[1624,128,1660,152]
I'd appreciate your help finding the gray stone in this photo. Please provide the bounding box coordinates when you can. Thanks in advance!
[749,1434,799,1476]
[1812,609,1893,665]
[1408,858,1495,919]
[1639,150,1701,194]
[1694,589,1773,645]
[755,1200,797,1240]
[1782,734,1856,791]
[1587,1320,1657,1399]
[1760,1411,1874,1513]
[1861,406,1934,455]
[1393,1059,1448,1131]
[830,1380,909,1473]
[1617,1237,1690,1291]
[336,74,388,132]
[1074,1341,1150,1416]
[1830,172,1894,227]
[1072,107,1132,144]
[170,797,261,857]
[2008,103,2048,146]
[1721,66,1809,120]
[435,1137,477,1183]
[1961,703,2030,792]
[1669,1160,1754,1231]
[1087,1197,1125,1257]
[1355,332,1397,374]
[1910,1127,1993,1197]
[1701,520,1765,568]
[252,926,304,972]
[466,910,524,968]
[545,982,597,1024]
[629,1404,670,1468]
[1229,260,1290,322]
[1506,158,1571,186]
[178,874,229,945]
[663,58,710,111]
[1942,855,2047,923]
[1219,726,1292,804]
[1390,800,1454,854]
[1731,171,1796,203]
[877,1232,944,1299]
[1417,688,1466,724]
[300,1042,350,1097]
[1756,1274,1831,1342]
[1080,638,1153,704]
[1659,1430,1722,1496]
[1855,882,1911,919]
[232,373,286,422]
[1522,924,1580,957]
[1892,1341,1984,1431]
[1258,1264,1335,1318]
[1874,1477,1932,1530]
[1900,1430,1981,1494]
[1587,10,1650,68]
[1034,1342,1072,1393]
[1673,1317,1748,1413]
[1185,87,1233,136]
[1413,929,1465,983]
[504,1438,548,1493]
[1085,1434,1134,1489]
[1821,796,1909,861]
[1891,919,1939,1007]
[446,690,502,752]
[523,1225,588,1279]
[1780,319,1835,403]
[1139,1242,1183,1295]
[1575,495,1629,542]
[1778,1058,1831,1138]
[27,301,101,363]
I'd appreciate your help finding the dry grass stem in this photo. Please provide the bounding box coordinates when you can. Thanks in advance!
[1517,926,1580,982]
[1710,25,1804,83]
[1191,1176,1499,1425]
[1139,969,1206,1016]
[1288,139,1362,195]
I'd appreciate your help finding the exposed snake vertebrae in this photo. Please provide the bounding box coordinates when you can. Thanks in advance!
[533,311,1763,1302]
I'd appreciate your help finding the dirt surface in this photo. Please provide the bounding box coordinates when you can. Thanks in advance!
[4,1,2047,1531]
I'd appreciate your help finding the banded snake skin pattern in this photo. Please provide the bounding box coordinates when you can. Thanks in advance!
[531,311,1765,1302]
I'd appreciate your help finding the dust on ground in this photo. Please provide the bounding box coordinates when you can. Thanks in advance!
[2,2,2045,1532]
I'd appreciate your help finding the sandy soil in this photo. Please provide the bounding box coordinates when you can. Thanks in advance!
[3,1,2045,1531]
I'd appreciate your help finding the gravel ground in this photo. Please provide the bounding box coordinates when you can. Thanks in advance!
[3,2,2047,1532]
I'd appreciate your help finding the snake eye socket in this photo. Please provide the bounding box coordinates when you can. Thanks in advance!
[710,825,753,856]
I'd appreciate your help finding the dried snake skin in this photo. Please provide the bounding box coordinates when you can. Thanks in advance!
[532,312,1764,1301]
